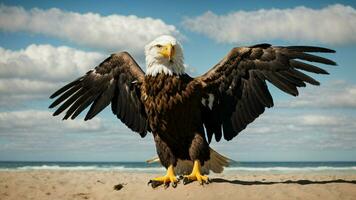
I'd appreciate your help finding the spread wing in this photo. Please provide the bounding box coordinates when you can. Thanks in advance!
[196,44,336,143]
[49,52,149,137]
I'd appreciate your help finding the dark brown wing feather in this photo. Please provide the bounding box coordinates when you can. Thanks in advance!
[196,44,336,143]
[49,52,149,137]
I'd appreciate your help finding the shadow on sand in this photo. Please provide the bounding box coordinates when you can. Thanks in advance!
[211,178,356,185]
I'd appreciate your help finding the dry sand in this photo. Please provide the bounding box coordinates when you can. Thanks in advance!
[1,171,356,200]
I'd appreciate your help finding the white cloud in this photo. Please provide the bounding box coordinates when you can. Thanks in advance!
[0,44,104,81]
[0,79,59,105]
[244,112,356,135]
[0,4,180,53]
[278,80,356,108]
[0,110,102,133]
[0,44,105,105]
[0,79,58,95]
[299,115,345,126]
[217,111,356,152]
[0,109,154,158]
[182,4,356,45]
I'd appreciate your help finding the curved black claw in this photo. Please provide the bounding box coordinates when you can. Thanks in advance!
[202,178,211,185]
[206,178,211,184]
[200,178,211,185]
[172,181,177,188]
[164,182,170,189]
[182,177,211,185]
[183,177,193,185]
[147,180,163,188]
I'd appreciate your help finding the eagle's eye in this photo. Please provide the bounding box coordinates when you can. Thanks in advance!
[155,44,162,48]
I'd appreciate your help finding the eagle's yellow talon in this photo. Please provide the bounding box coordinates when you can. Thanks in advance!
[183,160,210,185]
[148,165,178,188]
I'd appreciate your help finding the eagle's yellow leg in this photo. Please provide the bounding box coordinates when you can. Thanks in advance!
[183,160,210,185]
[148,165,178,188]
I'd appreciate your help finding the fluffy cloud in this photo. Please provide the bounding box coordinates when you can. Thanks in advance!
[300,115,346,126]
[0,109,153,158]
[278,80,356,108]
[0,79,60,105]
[0,79,57,95]
[215,111,356,153]
[182,4,356,45]
[0,4,180,53]
[0,110,103,134]
[0,44,104,81]
[244,112,356,135]
[0,44,105,105]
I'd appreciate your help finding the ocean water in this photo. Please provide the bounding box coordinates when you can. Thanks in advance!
[1,161,356,174]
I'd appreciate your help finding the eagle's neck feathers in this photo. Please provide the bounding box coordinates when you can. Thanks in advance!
[146,62,185,76]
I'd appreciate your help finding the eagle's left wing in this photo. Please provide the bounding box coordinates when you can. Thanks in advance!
[195,44,336,143]
[49,52,149,137]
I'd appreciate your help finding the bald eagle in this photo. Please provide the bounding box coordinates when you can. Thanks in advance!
[49,35,336,188]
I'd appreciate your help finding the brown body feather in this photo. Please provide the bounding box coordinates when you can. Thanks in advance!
[141,74,209,167]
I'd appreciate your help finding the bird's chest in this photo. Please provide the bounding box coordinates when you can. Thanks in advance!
[142,74,188,113]
[141,74,199,132]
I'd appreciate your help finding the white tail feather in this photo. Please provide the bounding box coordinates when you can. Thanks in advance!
[201,148,230,174]
[146,157,160,164]
[146,148,231,175]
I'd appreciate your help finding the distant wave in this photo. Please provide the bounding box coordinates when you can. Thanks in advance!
[225,166,356,171]
[0,165,165,172]
[1,165,356,172]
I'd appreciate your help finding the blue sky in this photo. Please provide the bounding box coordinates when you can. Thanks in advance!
[0,0,356,161]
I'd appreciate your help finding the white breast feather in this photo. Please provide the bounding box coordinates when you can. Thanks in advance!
[146,64,174,76]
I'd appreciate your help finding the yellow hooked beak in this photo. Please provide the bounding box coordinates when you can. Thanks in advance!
[159,44,175,61]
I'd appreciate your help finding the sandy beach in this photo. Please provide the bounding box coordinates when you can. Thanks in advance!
[1,171,356,200]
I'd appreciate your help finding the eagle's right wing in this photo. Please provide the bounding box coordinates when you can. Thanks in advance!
[49,52,149,137]
[196,44,336,143]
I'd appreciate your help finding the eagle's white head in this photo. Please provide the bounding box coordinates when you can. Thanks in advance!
[145,35,184,76]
